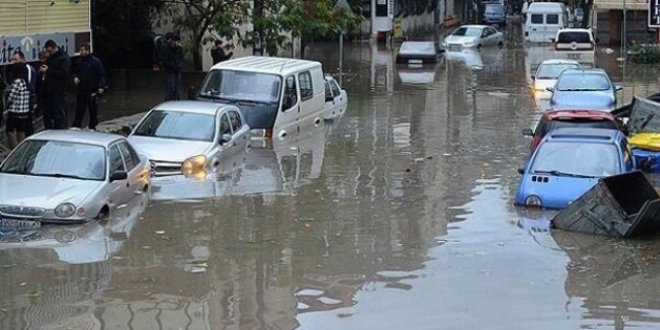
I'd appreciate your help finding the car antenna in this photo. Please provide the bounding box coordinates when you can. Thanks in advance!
[279,61,286,73]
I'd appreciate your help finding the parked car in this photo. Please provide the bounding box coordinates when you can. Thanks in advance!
[0,130,151,228]
[515,128,635,209]
[530,59,581,91]
[522,110,622,153]
[552,28,597,64]
[482,3,507,27]
[127,101,251,178]
[324,75,348,120]
[441,25,505,50]
[395,41,442,64]
[548,68,622,111]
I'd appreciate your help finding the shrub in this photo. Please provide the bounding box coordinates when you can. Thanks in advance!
[628,44,660,64]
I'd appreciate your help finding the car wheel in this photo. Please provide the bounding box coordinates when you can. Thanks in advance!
[96,206,109,220]
[498,41,504,48]
[477,44,483,50]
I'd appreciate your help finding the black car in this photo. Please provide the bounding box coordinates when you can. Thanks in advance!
[395,41,442,64]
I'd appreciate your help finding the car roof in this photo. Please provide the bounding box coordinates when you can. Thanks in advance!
[26,129,124,147]
[559,68,607,75]
[153,100,235,115]
[543,109,616,120]
[538,59,580,66]
[557,28,593,34]
[211,56,322,76]
[545,127,620,142]
[459,25,488,30]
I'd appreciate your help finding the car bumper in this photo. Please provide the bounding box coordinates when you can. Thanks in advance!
[395,55,439,64]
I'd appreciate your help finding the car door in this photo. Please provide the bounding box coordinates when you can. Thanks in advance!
[117,141,146,196]
[108,144,129,205]
[276,75,301,136]
[228,109,249,151]
[330,79,346,116]
[218,112,235,157]
[480,29,491,46]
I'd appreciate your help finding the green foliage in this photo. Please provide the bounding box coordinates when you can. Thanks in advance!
[628,44,660,64]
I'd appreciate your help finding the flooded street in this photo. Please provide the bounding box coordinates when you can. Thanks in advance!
[5,30,660,329]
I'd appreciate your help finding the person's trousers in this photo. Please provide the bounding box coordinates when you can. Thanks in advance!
[73,90,99,130]
[43,93,67,129]
[165,72,180,101]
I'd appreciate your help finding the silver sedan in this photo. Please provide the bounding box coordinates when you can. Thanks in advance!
[441,25,505,50]
[0,130,151,227]
[127,101,251,178]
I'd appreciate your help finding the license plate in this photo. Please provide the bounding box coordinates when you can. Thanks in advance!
[407,64,423,68]
[408,59,423,64]
[566,53,582,59]
[0,218,41,229]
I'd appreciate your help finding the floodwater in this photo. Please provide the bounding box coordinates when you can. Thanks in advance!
[4,32,660,330]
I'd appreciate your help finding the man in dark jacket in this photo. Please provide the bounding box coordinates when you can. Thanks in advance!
[163,34,183,101]
[40,39,71,129]
[72,43,106,130]
[11,50,37,136]
[211,40,234,65]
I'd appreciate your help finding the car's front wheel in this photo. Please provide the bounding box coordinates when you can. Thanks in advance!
[96,205,109,220]
[498,41,504,48]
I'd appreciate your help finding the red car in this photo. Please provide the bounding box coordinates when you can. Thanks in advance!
[522,110,622,153]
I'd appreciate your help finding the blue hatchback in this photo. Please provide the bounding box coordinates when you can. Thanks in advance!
[482,4,506,26]
[515,127,635,209]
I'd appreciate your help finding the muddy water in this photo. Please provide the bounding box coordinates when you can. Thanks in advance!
[3,40,660,330]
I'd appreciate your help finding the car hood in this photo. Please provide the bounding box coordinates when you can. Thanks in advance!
[533,79,557,91]
[0,174,101,209]
[128,136,211,163]
[552,91,616,110]
[517,174,600,209]
[444,36,479,45]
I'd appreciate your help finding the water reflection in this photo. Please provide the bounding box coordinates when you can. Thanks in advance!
[445,48,484,69]
[0,193,149,329]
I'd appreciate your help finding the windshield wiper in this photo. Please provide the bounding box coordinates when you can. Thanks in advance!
[533,170,597,178]
[32,173,89,180]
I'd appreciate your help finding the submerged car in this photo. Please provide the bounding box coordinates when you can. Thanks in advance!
[395,41,442,64]
[441,25,505,50]
[548,68,623,111]
[530,59,581,91]
[482,3,507,27]
[522,110,621,153]
[515,128,635,209]
[324,75,347,120]
[0,130,151,227]
[127,101,251,178]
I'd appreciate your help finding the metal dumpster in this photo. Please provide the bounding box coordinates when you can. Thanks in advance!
[552,171,660,238]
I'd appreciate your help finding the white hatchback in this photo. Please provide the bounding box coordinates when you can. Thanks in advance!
[531,59,581,92]
[324,76,347,120]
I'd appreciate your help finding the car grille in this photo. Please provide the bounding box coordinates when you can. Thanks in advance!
[151,160,183,176]
[0,205,45,218]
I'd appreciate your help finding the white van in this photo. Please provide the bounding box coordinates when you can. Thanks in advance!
[524,2,569,43]
[196,56,326,139]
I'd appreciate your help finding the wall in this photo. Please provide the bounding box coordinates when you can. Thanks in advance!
[0,0,89,35]
[595,9,656,46]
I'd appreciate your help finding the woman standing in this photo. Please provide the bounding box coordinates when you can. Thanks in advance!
[5,62,30,149]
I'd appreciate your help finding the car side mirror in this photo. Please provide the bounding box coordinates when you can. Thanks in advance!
[110,170,128,182]
[546,87,554,92]
[518,167,525,175]
[220,133,232,144]
[530,75,535,80]
[615,85,623,92]
[522,128,533,136]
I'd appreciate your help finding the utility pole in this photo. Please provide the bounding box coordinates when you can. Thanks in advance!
[253,0,264,56]
[334,0,351,78]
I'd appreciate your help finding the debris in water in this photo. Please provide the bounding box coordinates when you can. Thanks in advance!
[443,153,451,156]
[414,158,424,162]
[155,231,165,235]
[112,256,124,260]
[142,245,151,249]
[20,282,27,286]
[184,261,209,273]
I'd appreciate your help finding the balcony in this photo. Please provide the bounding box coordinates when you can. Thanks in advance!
[594,0,648,10]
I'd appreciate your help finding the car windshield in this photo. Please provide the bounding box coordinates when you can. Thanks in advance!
[452,27,482,37]
[198,69,282,103]
[575,8,583,15]
[557,32,591,43]
[556,73,611,91]
[485,5,505,14]
[400,42,435,53]
[531,141,620,177]
[548,119,618,132]
[133,110,216,142]
[536,63,581,79]
[0,140,106,181]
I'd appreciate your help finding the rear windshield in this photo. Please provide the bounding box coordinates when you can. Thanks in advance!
[543,119,618,135]
[557,32,592,43]
[485,4,505,14]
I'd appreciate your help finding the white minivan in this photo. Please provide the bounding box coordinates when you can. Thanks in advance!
[195,56,326,139]
[524,2,569,43]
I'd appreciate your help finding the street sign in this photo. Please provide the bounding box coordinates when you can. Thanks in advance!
[649,0,660,28]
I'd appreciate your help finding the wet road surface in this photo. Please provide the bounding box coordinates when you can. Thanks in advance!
[4,33,660,329]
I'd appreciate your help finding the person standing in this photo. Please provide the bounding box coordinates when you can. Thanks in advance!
[211,40,234,65]
[72,43,106,130]
[163,34,183,101]
[10,50,37,136]
[36,51,49,118]
[4,62,30,148]
[40,39,71,129]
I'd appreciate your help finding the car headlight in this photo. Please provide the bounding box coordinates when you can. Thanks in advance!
[525,195,542,207]
[181,155,207,177]
[463,42,476,47]
[54,203,76,218]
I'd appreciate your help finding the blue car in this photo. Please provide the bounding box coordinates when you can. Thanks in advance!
[515,127,635,209]
[548,68,623,111]
[482,4,507,26]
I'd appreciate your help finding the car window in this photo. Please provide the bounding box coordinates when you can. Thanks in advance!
[531,141,620,177]
[452,27,482,37]
[0,140,106,181]
[220,113,232,135]
[534,118,547,137]
[487,27,498,35]
[485,4,505,14]
[325,81,333,99]
[109,145,126,174]
[133,110,216,142]
[228,110,242,133]
[546,14,559,24]
[299,71,313,101]
[530,14,543,24]
[331,80,341,97]
[536,63,581,79]
[548,120,618,133]
[117,141,139,171]
[557,32,591,43]
[282,75,298,111]
[556,73,611,91]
